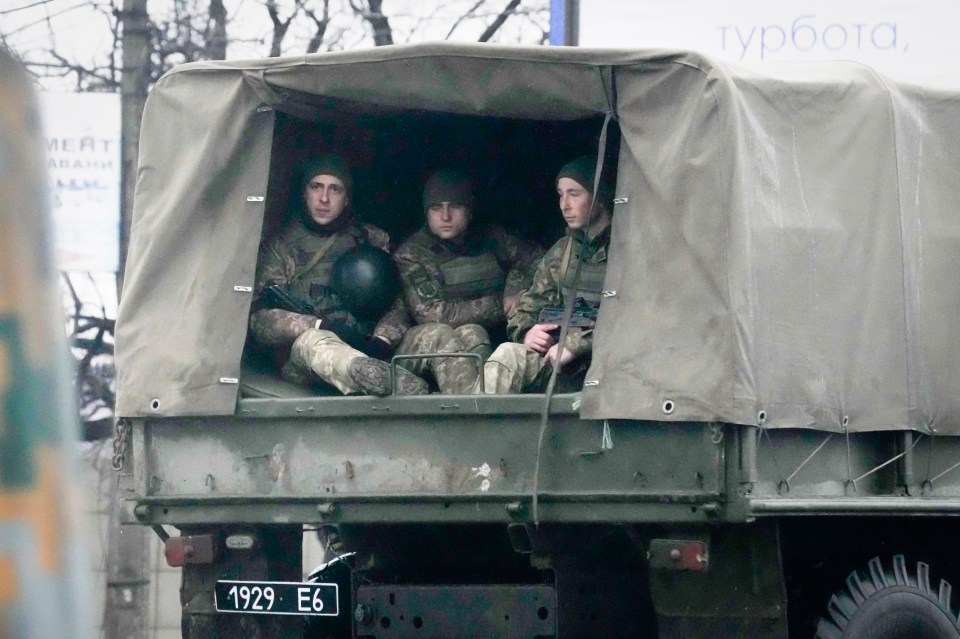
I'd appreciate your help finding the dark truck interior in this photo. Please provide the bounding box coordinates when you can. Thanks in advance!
[241,101,621,398]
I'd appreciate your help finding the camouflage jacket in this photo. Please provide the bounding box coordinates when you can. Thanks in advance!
[507,225,611,358]
[394,225,542,329]
[249,218,409,348]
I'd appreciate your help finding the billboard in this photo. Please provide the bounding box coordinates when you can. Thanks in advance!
[40,92,120,273]
[578,0,960,86]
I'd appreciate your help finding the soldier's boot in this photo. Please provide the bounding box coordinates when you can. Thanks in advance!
[290,328,428,396]
[346,357,429,396]
[396,366,431,395]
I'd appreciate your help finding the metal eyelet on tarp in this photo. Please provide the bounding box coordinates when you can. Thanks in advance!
[662,399,675,415]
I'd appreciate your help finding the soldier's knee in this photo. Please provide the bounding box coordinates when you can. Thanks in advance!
[403,322,455,352]
[423,322,456,341]
[291,327,332,357]
[488,342,527,367]
[455,324,491,349]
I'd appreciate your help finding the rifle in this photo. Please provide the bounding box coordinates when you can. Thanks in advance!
[537,296,599,329]
[259,284,373,355]
[259,284,319,317]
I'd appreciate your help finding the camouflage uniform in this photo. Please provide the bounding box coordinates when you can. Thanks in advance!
[394,323,491,394]
[393,225,542,394]
[250,216,424,395]
[483,225,610,394]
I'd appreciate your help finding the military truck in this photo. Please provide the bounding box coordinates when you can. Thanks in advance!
[115,44,960,639]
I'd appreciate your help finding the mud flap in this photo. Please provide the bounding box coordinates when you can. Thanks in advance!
[650,520,788,639]
[180,526,304,639]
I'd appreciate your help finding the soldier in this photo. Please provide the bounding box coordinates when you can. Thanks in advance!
[483,156,613,394]
[249,156,427,396]
[393,169,542,394]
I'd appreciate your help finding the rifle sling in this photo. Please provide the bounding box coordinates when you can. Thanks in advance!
[559,236,574,289]
[290,233,338,284]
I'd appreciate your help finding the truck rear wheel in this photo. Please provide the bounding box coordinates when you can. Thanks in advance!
[815,555,960,639]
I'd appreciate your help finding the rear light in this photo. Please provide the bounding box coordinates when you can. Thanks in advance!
[164,534,217,567]
[648,539,709,571]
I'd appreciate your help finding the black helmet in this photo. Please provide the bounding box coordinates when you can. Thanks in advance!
[331,245,400,321]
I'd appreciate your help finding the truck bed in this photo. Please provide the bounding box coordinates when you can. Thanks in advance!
[127,393,960,529]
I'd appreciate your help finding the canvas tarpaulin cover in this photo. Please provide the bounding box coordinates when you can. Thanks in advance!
[115,43,960,435]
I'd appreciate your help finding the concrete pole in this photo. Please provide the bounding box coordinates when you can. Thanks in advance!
[105,5,151,637]
[117,0,150,298]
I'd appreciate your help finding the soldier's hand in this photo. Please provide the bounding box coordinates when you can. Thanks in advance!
[523,323,558,354]
[544,344,575,367]
[502,293,519,316]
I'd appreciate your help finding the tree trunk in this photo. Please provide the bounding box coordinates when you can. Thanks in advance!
[208,0,227,60]
[365,0,394,46]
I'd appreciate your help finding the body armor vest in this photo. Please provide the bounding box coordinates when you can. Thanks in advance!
[289,232,358,303]
[438,251,506,301]
[559,236,607,304]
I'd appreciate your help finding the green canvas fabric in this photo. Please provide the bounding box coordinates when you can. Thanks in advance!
[115,43,960,435]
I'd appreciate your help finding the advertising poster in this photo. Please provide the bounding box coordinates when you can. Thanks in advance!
[579,0,960,86]
[40,92,120,273]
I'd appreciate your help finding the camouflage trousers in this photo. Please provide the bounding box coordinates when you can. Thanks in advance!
[482,343,548,394]
[482,343,590,394]
[395,323,490,394]
[284,328,370,395]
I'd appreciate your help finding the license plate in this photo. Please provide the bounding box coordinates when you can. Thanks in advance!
[215,580,339,616]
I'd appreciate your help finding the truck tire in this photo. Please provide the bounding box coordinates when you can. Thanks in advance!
[815,555,960,639]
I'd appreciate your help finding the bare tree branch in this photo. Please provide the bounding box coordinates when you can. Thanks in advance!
[4,0,550,87]
[105,0,121,86]
[3,2,90,38]
[0,0,60,16]
[265,0,299,57]
[351,0,393,46]
[61,272,82,324]
[304,0,332,54]
[207,0,227,59]
[478,0,521,42]
[61,273,117,430]
[445,0,486,39]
